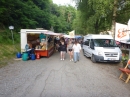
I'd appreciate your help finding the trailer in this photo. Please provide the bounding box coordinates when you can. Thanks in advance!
[20,29,61,57]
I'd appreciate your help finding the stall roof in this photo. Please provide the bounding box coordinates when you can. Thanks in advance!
[43,31,62,36]
[119,40,130,44]
[20,29,62,36]
[75,35,82,39]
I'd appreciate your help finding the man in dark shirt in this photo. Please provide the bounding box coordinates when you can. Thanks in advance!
[104,40,110,47]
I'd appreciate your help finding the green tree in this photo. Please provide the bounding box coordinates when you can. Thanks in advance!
[73,0,130,35]
[0,0,76,33]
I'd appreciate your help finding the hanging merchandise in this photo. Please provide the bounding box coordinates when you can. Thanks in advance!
[25,44,29,52]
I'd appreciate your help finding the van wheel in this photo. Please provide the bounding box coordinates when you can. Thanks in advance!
[91,55,96,63]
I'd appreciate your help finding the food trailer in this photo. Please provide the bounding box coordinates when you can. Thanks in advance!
[20,29,61,57]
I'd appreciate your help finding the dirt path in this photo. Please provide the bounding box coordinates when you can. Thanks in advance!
[0,51,130,97]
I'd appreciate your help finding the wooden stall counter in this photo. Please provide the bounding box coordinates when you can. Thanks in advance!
[35,46,54,58]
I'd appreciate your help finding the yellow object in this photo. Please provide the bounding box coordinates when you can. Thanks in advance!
[42,46,46,50]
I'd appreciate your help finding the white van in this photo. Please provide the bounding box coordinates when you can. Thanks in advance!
[82,34,122,63]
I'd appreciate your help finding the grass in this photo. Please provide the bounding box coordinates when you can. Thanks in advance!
[0,43,21,68]
[0,28,21,68]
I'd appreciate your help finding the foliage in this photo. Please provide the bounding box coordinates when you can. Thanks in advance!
[121,50,129,67]
[73,0,130,35]
[116,0,130,24]
[122,50,129,62]
[0,0,76,32]
[50,4,76,33]
[0,43,21,68]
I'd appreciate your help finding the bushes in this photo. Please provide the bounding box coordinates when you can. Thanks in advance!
[122,50,129,67]
[0,29,20,44]
[0,29,20,68]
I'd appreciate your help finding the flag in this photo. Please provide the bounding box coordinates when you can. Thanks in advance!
[69,30,75,38]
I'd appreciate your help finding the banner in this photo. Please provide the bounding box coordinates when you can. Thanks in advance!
[69,30,75,38]
[115,23,129,41]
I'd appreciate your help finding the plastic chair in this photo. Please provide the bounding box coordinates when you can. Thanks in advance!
[119,59,130,83]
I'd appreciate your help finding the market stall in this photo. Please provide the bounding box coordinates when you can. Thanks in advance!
[20,29,61,58]
[115,20,130,58]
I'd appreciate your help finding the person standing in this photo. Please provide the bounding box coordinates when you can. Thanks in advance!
[72,40,81,63]
[67,39,73,61]
[60,40,67,60]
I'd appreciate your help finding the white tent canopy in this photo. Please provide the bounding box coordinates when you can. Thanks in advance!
[20,29,61,36]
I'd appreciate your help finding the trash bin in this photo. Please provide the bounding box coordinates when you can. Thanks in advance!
[22,52,28,61]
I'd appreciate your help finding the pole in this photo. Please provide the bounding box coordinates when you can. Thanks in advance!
[11,30,14,45]
[11,30,15,52]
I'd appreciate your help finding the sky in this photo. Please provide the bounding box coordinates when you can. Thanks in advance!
[52,0,76,7]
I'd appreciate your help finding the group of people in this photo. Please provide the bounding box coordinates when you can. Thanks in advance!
[55,37,82,63]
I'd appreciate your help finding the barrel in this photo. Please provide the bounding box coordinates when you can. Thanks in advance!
[22,52,28,61]
[16,52,22,58]
[31,54,36,60]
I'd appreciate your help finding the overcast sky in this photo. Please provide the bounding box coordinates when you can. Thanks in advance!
[52,0,75,7]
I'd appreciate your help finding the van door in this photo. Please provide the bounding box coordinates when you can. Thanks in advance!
[83,39,90,57]
[89,39,97,62]
[88,39,95,57]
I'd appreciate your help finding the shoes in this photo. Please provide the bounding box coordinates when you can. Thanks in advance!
[61,59,62,60]
[74,61,76,63]
[71,59,73,61]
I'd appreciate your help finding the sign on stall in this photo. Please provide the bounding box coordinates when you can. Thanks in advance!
[115,23,129,41]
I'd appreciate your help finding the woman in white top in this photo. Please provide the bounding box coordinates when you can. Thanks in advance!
[67,39,73,61]
[72,40,81,63]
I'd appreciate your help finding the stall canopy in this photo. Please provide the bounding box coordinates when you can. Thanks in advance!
[75,35,82,39]
[43,31,61,36]
[63,35,82,39]
[21,29,62,36]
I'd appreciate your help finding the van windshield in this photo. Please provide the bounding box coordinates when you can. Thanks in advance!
[93,39,117,47]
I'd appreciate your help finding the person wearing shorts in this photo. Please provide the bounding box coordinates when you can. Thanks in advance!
[67,40,73,61]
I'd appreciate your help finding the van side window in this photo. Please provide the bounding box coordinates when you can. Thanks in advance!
[90,39,94,49]
[85,39,90,46]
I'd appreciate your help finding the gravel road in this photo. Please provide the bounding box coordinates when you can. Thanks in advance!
[0,51,130,97]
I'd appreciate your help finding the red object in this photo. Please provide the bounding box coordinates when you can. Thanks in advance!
[119,68,130,73]
[35,47,54,58]
[36,53,40,59]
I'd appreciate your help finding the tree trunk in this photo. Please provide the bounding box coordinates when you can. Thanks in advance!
[94,20,99,34]
[111,0,118,40]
